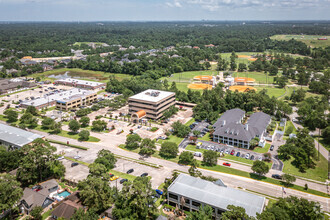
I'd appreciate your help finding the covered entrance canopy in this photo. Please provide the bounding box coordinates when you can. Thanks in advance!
[132,110,146,123]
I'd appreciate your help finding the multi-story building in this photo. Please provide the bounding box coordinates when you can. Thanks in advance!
[213,108,271,149]
[54,78,106,90]
[0,123,44,150]
[55,89,97,111]
[21,88,97,110]
[128,89,176,120]
[167,174,265,218]
[0,79,36,94]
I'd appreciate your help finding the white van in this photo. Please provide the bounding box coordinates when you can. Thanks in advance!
[194,152,202,157]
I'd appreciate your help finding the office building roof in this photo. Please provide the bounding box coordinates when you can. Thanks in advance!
[22,88,95,107]
[129,89,175,103]
[168,174,265,217]
[55,78,105,87]
[0,123,44,147]
[213,108,245,128]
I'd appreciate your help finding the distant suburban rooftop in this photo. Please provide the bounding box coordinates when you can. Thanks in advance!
[23,88,95,106]
[168,174,265,217]
[129,89,175,103]
[0,123,44,147]
[55,78,105,87]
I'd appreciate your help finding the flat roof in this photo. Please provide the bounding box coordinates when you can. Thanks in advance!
[55,78,105,87]
[168,174,265,217]
[0,123,44,147]
[22,88,96,107]
[129,89,175,103]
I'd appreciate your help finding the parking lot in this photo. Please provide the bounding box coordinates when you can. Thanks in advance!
[61,159,89,182]
[196,140,264,161]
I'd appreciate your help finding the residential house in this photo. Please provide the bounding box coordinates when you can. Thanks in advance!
[19,188,54,214]
[51,192,84,220]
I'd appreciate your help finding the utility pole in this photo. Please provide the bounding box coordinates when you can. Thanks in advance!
[318,128,320,161]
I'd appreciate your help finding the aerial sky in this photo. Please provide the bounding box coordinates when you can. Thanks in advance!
[0,0,329,21]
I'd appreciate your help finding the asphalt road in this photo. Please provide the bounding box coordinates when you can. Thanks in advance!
[29,129,330,212]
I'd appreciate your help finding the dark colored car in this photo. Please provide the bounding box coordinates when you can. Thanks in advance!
[71,162,79,167]
[230,150,235,155]
[271,174,282,179]
[223,162,231,167]
[270,145,275,151]
[109,173,114,178]
[120,179,128,184]
[250,155,255,160]
[140,173,148,177]
[236,152,240,157]
[126,169,134,174]
[155,189,163,195]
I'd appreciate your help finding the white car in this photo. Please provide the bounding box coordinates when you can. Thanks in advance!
[258,156,262,161]
[74,155,81,159]
[245,153,250,159]
[225,150,229,154]
[57,156,64,160]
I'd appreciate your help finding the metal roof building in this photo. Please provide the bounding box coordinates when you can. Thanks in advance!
[0,123,44,149]
[167,174,265,218]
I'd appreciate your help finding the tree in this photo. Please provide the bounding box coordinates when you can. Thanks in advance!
[0,174,23,215]
[52,122,62,134]
[30,206,43,220]
[186,204,213,220]
[221,205,253,220]
[94,149,117,170]
[259,196,323,220]
[19,112,38,128]
[290,88,306,103]
[171,121,191,138]
[69,120,81,133]
[139,138,156,156]
[78,176,115,212]
[88,163,107,178]
[112,177,156,219]
[0,147,22,172]
[41,117,55,129]
[230,51,237,71]
[26,106,38,116]
[4,109,18,122]
[92,120,107,131]
[238,63,247,72]
[78,130,90,141]
[179,151,195,165]
[79,116,90,127]
[249,137,259,148]
[251,161,269,176]
[70,208,99,220]
[193,130,201,137]
[188,166,202,177]
[125,134,141,150]
[282,174,296,186]
[322,126,330,145]
[159,142,178,158]
[17,139,64,186]
[203,150,218,166]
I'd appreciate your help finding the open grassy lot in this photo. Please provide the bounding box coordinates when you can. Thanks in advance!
[157,135,184,146]
[271,35,330,48]
[30,68,131,83]
[161,70,216,83]
[282,155,328,182]
[254,86,286,98]
[252,143,271,154]
[234,71,277,84]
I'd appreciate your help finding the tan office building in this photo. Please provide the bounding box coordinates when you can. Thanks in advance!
[128,89,175,120]
[56,89,97,111]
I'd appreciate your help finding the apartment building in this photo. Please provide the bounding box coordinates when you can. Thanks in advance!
[56,89,97,111]
[128,89,175,120]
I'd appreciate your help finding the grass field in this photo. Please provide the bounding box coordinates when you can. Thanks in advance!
[282,155,328,182]
[234,72,277,84]
[253,85,286,98]
[252,143,271,154]
[270,35,330,48]
[30,68,131,83]
[157,135,184,146]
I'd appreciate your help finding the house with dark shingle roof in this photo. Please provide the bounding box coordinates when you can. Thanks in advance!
[19,188,54,214]
[213,109,271,149]
[51,191,84,220]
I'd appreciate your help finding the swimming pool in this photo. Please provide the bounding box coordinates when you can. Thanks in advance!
[57,190,71,198]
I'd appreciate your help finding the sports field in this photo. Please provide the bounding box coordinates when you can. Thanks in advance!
[229,85,256,92]
[161,70,216,83]
[270,35,330,48]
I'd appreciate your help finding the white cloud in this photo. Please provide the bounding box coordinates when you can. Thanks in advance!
[166,0,183,8]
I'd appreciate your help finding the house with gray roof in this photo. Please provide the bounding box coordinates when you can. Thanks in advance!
[213,109,271,149]
[19,188,54,215]
[0,123,44,150]
[167,174,265,218]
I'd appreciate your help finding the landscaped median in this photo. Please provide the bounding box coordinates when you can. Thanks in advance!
[47,139,88,150]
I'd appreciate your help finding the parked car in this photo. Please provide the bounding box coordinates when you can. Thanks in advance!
[73,155,81,159]
[250,155,255,160]
[225,150,229,154]
[194,152,202,157]
[141,173,149,177]
[71,162,79,167]
[110,176,119,181]
[258,156,263,161]
[120,179,128,184]
[57,156,64,160]
[230,150,235,155]
[236,152,240,157]
[32,185,42,192]
[109,173,114,178]
[271,174,282,180]
[223,162,231,167]
[126,169,134,174]
[245,153,250,159]
[270,145,274,151]
[155,189,163,195]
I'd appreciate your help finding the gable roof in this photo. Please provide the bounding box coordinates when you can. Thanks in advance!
[51,200,83,219]
[213,108,245,128]
[168,174,265,217]
[38,179,58,196]
[21,188,47,208]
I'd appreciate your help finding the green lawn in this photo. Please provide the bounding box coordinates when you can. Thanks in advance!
[34,126,100,142]
[199,133,211,141]
[252,143,271,154]
[30,68,131,83]
[109,169,136,181]
[254,86,286,98]
[42,210,52,220]
[233,72,277,84]
[157,135,184,146]
[185,118,195,126]
[161,70,216,83]
[282,155,328,182]
[316,137,330,151]
[270,35,330,48]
